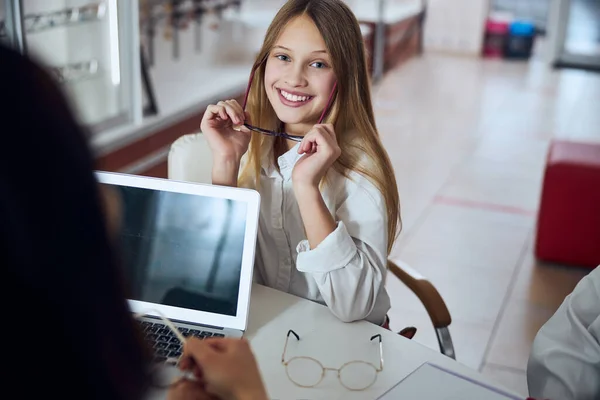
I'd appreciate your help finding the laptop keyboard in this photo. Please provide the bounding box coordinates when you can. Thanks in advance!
[139,320,225,362]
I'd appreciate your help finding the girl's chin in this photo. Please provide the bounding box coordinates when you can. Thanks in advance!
[275,113,320,127]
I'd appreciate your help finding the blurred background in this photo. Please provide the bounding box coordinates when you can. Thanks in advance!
[2,0,599,396]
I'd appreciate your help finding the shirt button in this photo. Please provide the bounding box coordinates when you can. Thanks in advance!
[272,215,281,228]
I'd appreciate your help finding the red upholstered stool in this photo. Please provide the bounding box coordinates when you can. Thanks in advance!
[535,140,600,268]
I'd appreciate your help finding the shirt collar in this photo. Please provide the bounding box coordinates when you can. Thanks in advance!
[261,142,302,179]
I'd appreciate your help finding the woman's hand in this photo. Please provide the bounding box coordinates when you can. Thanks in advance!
[200,99,252,162]
[178,338,268,400]
[291,124,341,190]
[167,378,217,400]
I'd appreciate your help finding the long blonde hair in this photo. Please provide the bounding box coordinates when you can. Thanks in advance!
[239,0,401,252]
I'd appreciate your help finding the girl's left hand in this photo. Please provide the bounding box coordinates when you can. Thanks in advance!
[292,124,341,189]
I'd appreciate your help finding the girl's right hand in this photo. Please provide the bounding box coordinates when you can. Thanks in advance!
[200,99,252,162]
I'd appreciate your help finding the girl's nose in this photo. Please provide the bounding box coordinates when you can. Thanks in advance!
[284,66,308,87]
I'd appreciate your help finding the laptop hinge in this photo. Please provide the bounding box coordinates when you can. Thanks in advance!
[140,314,224,331]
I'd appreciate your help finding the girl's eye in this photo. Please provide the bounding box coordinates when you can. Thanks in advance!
[276,54,290,62]
[310,61,327,69]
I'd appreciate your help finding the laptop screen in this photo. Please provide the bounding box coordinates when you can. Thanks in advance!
[103,183,247,317]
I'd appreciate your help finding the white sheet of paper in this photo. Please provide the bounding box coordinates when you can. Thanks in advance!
[378,362,524,400]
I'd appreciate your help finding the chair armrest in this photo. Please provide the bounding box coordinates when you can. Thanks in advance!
[387,259,452,328]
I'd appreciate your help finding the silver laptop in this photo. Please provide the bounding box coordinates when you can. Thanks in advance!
[96,171,260,363]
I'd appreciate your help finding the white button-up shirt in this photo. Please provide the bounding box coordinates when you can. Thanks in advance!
[250,144,391,325]
[527,266,600,400]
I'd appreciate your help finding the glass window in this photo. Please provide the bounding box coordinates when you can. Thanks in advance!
[11,0,139,132]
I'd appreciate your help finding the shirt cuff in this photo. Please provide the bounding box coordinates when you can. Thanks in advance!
[296,221,358,274]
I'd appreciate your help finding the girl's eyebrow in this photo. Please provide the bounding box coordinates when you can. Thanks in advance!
[273,44,327,54]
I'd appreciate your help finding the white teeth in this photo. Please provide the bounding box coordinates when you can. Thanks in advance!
[280,90,310,102]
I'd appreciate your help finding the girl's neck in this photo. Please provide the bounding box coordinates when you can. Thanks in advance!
[283,123,310,151]
[283,122,312,137]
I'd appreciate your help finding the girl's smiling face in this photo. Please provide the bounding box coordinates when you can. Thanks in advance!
[264,14,337,136]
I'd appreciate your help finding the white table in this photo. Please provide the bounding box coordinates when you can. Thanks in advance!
[247,284,522,400]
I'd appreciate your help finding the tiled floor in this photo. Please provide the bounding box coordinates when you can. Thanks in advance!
[376,50,598,396]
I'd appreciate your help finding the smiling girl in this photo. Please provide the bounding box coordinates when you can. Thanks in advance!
[200,0,401,325]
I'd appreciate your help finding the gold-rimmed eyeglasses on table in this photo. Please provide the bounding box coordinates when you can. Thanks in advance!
[281,329,384,391]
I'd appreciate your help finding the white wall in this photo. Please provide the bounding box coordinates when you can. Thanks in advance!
[423,0,491,56]
[492,0,551,29]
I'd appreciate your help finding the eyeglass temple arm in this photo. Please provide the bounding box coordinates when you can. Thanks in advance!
[370,334,383,372]
[241,66,255,110]
[282,329,300,363]
[317,82,337,124]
